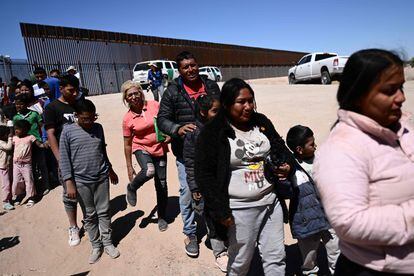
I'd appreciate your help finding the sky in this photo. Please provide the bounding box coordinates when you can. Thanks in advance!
[1,0,413,60]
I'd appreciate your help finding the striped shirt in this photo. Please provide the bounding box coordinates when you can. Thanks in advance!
[59,123,110,184]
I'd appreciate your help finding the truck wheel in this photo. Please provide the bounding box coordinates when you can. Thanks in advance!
[288,74,296,84]
[321,71,331,85]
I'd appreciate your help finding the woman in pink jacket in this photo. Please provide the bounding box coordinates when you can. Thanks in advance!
[314,49,414,275]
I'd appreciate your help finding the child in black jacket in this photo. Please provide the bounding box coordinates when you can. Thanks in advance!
[183,94,229,272]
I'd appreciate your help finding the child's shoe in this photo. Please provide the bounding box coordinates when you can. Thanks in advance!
[42,189,50,196]
[89,247,103,264]
[215,252,229,273]
[3,202,15,210]
[25,200,35,208]
[68,226,81,246]
[104,244,120,259]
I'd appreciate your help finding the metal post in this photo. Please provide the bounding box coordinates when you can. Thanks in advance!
[113,62,120,92]
[96,62,104,95]
[78,61,84,87]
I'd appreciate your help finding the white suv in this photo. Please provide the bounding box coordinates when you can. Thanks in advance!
[132,60,179,88]
[199,66,223,82]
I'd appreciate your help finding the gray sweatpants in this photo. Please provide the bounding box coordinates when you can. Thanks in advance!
[227,200,286,276]
[298,228,340,275]
[76,178,112,249]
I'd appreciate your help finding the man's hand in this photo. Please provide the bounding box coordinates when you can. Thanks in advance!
[178,124,197,136]
[192,192,202,201]
[220,216,235,227]
[109,168,119,185]
[65,179,77,199]
[127,166,136,182]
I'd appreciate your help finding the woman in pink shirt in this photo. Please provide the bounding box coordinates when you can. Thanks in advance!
[314,49,414,275]
[121,81,170,232]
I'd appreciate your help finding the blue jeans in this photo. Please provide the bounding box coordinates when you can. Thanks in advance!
[176,158,196,236]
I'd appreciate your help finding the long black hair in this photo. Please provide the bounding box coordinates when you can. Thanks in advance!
[337,49,403,112]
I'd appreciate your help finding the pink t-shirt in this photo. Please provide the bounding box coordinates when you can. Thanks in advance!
[13,135,36,163]
[122,101,167,157]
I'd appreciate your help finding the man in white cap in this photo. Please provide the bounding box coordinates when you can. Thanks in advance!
[66,66,81,82]
[147,63,164,101]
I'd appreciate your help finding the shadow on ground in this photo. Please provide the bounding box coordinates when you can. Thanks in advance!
[111,210,144,246]
[138,196,181,229]
[110,194,128,218]
[70,271,90,276]
[0,236,20,252]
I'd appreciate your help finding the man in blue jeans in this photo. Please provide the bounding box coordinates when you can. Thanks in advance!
[157,51,220,257]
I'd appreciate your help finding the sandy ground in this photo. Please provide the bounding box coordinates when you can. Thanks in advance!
[1,77,413,276]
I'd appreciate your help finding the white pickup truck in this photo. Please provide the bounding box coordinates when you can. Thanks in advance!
[288,53,348,84]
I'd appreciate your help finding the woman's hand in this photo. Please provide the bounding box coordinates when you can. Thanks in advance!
[220,216,235,227]
[127,166,136,182]
[43,140,50,149]
[274,163,291,180]
[65,179,77,199]
[109,168,119,185]
[163,135,171,144]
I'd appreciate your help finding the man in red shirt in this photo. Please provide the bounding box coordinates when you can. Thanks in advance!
[157,52,220,258]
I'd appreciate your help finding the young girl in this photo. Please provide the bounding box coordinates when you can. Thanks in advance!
[0,125,14,210]
[182,95,228,272]
[13,93,50,195]
[12,119,44,208]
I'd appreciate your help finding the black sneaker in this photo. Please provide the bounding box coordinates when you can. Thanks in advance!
[184,235,199,257]
[158,218,168,232]
[126,184,137,207]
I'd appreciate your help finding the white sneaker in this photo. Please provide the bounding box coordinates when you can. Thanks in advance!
[215,252,228,273]
[68,226,81,246]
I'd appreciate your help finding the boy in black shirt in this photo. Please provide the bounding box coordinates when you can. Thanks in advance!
[44,75,83,247]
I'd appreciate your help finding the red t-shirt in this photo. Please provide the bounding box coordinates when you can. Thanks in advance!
[183,81,206,100]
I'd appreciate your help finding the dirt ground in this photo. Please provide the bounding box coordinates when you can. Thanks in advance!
[1,74,413,276]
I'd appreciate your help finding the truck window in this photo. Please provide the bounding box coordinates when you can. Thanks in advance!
[207,68,211,72]
[172,62,178,69]
[315,54,336,61]
[134,63,150,71]
[156,62,163,69]
[298,55,311,65]
[165,62,172,69]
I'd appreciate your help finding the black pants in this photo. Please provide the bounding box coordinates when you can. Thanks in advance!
[335,254,411,276]
[130,150,168,219]
[32,145,50,193]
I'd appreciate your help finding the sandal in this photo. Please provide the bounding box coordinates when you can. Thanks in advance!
[26,200,35,208]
